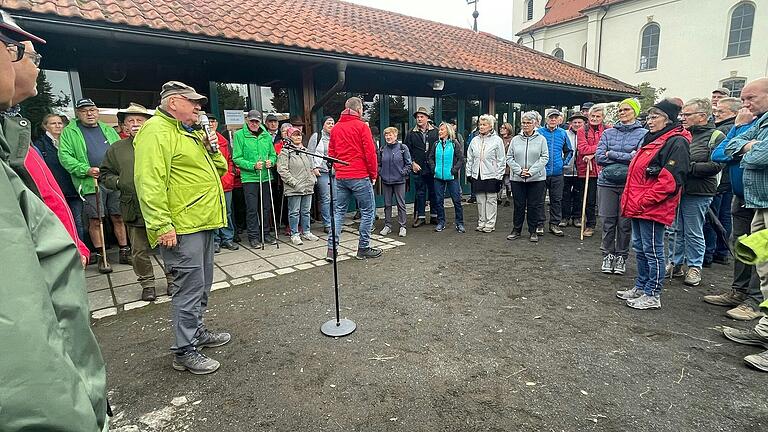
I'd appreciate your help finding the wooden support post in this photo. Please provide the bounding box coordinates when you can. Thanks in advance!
[302,67,315,138]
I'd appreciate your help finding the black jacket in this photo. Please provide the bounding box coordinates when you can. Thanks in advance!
[427,138,465,180]
[403,126,439,175]
[714,117,736,192]
[33,133,78,198]
[685,122,725,196]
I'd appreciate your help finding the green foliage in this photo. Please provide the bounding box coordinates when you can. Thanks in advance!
[19,71,71,139]
[637,82,666,111]
[216,83,246,110]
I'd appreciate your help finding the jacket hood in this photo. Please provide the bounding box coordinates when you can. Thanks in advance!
[613,120,644,132]
[518,129,540,139]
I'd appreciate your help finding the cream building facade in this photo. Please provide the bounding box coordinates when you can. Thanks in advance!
[513,0,765,101]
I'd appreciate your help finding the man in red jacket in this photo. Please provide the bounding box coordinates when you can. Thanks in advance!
[326,97,382,260]
[210,114,239,253]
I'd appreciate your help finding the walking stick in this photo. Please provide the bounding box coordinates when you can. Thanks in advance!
[267,169,280,249]
[93,178,112,273]
[580,161,591,240]
[258,164,265,250]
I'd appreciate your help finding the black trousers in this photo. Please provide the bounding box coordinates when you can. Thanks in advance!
[243,182,273,241]
[511,180,546,234]
[562,176,581,220]
[575,177,598,228]
[232,186,246,232]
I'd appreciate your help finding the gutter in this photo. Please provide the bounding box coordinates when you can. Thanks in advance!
[596,6,609,73]
[310,62,346,129]
[13,13,635,98]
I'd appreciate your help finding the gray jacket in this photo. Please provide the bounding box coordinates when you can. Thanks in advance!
[276,148,317,196]
[507,130,549,182]
[466,130,506,180]
[306,131,331,172]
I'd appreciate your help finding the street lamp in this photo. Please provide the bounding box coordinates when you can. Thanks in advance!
[466,0,479,32]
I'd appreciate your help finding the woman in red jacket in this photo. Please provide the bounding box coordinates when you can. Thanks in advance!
[211,115,239,253]
[617,99,691,310]
[576,104,606,237]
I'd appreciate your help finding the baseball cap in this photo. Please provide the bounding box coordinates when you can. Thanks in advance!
[546,109,562,117]
[246,110,263,121]
[712,87,730,96]
[75,98,96,109]
[160,81,208,104]
[265,113,278,121]
[581,102,595,109]
[286,126,302,136]
[0,10,46,44]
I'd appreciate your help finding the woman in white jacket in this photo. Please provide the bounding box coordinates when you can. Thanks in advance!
[466,114,506,232]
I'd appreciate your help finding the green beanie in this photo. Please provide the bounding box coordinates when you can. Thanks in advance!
[620,98,641,117]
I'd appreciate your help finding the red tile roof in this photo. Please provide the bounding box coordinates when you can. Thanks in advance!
[518,0,628,34]
[1,0,637,94]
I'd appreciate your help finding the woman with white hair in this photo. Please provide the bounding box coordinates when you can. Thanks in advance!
[466,114,506,232]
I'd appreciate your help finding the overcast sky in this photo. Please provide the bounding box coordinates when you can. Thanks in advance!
[344,0,515,40]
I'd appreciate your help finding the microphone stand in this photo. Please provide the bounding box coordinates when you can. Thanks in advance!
[282,143,356,337]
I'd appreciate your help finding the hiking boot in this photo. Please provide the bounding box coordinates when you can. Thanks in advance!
[214,243,221,253]
[413,218,425,228]
[726,304,766,321]
[722,327,768,349]
[263,234,278,245]
[713,255,730,265]
[323,226,331,234]
[613,256,627,275]
[573,219,582,228]
[221,240,239,251]
[398,227,407,237]
[435,222,446,232]
[583,227,594,237]
[536,226,545,235]
[172,350,220,375]
[233,233,242,243]
[325,248,335,263]
[249,240,262,249]
[703,290,747,307]
[529,233,539,242]
[119,246,132,265]
[684,267,702,286]
[616,287,643,300]
[456,224,466,233]
[302,232,320,242]
[744,350,768,372]
[356,247,383,260]
[549,224,564,236]
[506,231,521,240]
[290,234,303,245]
[96,254,113,274]
[626,294,661,310]
[196,329,232,349]
[380,226,392,236]
[601,254,615,274]
[558,219,568,228]
[141,286,156,302]
[665,263,684,279]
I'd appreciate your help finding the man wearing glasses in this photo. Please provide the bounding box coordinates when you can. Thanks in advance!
[59,97,126,273]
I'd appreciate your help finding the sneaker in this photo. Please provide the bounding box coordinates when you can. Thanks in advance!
[172,350,220,375]
[665,263,684,279]
[475,226,483,232]
[263,234,278,245]
[536,226,545,235]
[558,219,568,228]
[413,218,425,228]
[616,287,643,300]
[398,227,407,237]
[703,290,747,307]
[435,222,446,232]
[302,232,320,242]
[573,219,582,228]
[626,294,661,310]
[290,234,303,245]
[356,247,383,260]
[529,233,539,242]
[722,327,768,349]
[684,267,702,286]
[325,248,335,262]
[601,254,615,274]
[583,227,594,237]
[456,224,466,233]
[613,256,626,275]
[549,224,564,236]
[380,226,392,236]
[713,255,730,265]
[214,243,221,253]
[323,226,331,234]
[482,226,495,233]
[249,240,262,249]
[726,304,767,321]
[506,232,521,240]
[96,254,113,274]
[119,246,132,265]
[141,286,157,302]
[221,240,239,251]
[503,200,511,207]
[744,350,768,372]
[196,329,232,349]
[467,197,477,203]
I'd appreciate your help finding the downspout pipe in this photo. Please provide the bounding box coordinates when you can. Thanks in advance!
[528,32,536,50]
[596,6,609,73]
[311,61,347,128]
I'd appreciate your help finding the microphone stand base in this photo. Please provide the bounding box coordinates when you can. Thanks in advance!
[321,318,356,337]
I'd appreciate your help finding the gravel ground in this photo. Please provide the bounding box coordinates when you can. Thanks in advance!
[97,206,768,432]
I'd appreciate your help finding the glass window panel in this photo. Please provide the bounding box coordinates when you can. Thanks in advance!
[727,4,754,57]
[639,24,660,70]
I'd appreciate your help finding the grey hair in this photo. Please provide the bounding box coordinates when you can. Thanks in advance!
[648,107,671,124]
[438,122,456,141]
[159,96,171,110]
[684,98,712,117]
[345,97,363,112]
[521,111,539,123]
[280,122,292,131]
[478,114,496,130]
[589,104,605,116]
[717,97,741,114]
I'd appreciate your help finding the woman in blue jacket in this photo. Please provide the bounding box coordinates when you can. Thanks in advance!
[596,98,647,275]
[429,122,465,233]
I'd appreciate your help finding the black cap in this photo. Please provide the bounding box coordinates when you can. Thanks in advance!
[581,102,595,109]
[265,113,278,121]
[652,99,682,122]
[75,98,96,109]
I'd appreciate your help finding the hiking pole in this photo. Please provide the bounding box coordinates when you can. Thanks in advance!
[580,161,591,240]
[93,177,113,273]
[258,164,265,250]
[266,167,280,249]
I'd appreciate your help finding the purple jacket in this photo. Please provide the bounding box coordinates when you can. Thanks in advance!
[596,120,647,187]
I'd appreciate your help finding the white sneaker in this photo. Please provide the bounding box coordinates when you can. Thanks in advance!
[399,227,407,237]
[380,226,392,236]
[290,234,303,245]
[301,232,319,241]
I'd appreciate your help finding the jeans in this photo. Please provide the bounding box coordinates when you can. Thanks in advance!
[434,178,464,225]
[382,182,407,228]
[327,178,375,251]
[414,172,436,218]
[561,176,580,220]
[704,190,734,262]
[243,182,272,242]
[598,185,632,258]
[287,194,312,235]
[632,218,666,297]
[215,191,235,244]
[67,196,85,242]
[316,172,333,229]
[731,196,763,307]
[541,174,563,226]
[670,194,713,268]
[511,180,546,234]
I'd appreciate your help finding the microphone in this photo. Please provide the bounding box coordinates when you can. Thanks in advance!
[199,114,218,153]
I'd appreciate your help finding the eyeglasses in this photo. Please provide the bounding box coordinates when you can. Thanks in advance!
[647,114,664,121]
[3,40,24,62]
[618,108,633,113]
[680,111,704,118]
[5,43,42,66]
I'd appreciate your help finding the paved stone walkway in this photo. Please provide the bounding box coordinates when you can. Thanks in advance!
[87,218,406,320]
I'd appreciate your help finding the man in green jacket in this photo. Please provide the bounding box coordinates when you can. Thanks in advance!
[232,109,278,247]
[134,81,231,375]
[59,98,127,273]
[100,103,171,302]
[0,12,108,430]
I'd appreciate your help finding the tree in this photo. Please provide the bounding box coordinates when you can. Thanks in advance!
[270,87,289,113]
[637,82,666,111]
[216,83,246,111]
[20,71,71,139]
